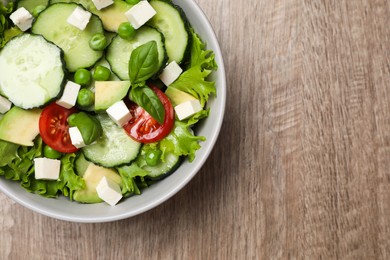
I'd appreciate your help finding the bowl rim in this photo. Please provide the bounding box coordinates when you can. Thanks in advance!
[0,0,226,223]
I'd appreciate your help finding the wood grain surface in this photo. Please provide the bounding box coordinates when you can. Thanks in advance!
[1,0,390,259]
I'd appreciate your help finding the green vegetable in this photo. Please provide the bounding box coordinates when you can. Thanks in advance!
[68,112,103,145]
[0,139,19,167]
[89,33,107,51]
[43,145,62,159]
[0,138,84,198]
[125,0,140,5]
[93,65,111,81]
[129,41,160,86]
[118,22,136,40]
[74,69,92,86]
[77,88,95,107]
[128,41,165,123]
[145,149,162,166]
[32,5,46,17]
[160,121,205,162]
[130,85,165,124]
[56,153,86,200]
[170,29,217,107]
[0,1,14,48]
[116,164,149,197]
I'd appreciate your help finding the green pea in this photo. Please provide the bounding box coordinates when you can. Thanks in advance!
[74,69,91,86]
[118,22,136,40]
[77,88,94,107]
[89,33,107,51]
[43,145,62,159]
[67,113,77,125]
[145,150,162,166]
[125,0,140,4]
[32,5,46,17]
[93,65,111,81]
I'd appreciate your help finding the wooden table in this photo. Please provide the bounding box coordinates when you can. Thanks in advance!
[1,0,390,258]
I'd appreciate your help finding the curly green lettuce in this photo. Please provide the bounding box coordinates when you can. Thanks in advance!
[0,1,15,48]
[170,28,218,107]
[116,164,149,197]
[0,138,85,199]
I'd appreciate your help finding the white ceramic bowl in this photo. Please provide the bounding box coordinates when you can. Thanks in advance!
[0,0,226,223]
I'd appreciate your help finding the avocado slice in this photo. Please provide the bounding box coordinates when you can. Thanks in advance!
[73,162,122,204]
[94,81,130,111]
[0,106,41,146]
[93,0,133,32]
[165,86,197,106]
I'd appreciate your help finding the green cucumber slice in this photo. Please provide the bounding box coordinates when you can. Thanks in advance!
[32,3,104,72]
[82,114,141,167]
[0,34,65,109]
[106,26,167,80]
[148,0,190,64]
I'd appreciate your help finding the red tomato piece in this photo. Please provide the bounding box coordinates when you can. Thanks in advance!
[124,86,175,143]
[39,102,78,153]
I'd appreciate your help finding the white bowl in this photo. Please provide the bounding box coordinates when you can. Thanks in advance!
[0,0,226,223]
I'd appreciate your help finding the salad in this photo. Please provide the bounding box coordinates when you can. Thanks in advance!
[0,0,217,206]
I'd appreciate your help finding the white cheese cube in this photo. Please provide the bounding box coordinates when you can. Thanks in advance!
[67,6,92,30]
[56,81,81,109]
[125,1,156,29]
[0,96,12,114]
[68,126,86,148]
[174,99,203,120]
[96,176,123,206]
[159,61,183,86]
[92,0,114,10]
[10,7,33,32]
[34,158,61,180]
[106,100,132,126]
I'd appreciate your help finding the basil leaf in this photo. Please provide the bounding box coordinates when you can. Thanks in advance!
[130,86,165,125]
[68,112,103,145]
[129,41,159,85]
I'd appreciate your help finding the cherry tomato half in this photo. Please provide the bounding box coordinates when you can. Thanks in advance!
[39,102,78,153]
[124,86,175,143]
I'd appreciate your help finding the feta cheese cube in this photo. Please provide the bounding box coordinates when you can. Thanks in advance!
[34,158,61,180]
[68,126,86,148]
[67,6,92,30]
[96,176,123,206]
[56,81,81,109]
[159,61,183,86]
[92,0,114,10]
[0,96,12,114]
[10,7,33,32]
[106,100,132,126]
[125,1,156,29]
[174,99,203,120]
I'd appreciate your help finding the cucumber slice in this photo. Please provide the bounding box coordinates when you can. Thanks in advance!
[49,0,95,10]
[0,34,65,109]
[148,0,189,64]
[106,26,167,80]
[32,3,104,72]
[142,153,181,180]
[50,0,133,32]
[82,114,141,168]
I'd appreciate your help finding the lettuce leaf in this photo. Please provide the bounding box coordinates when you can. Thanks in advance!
[57,153,86,200]
[160,121,205,162]
[170,29,217,107]
[0,1,14,48]
[0,138,85,199]
[116,164,149,197]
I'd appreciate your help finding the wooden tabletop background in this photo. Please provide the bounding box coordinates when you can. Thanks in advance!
[1,0,390,259]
